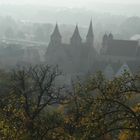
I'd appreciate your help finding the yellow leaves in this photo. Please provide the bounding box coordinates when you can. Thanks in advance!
[20,96,26,104]
[64,114,75,124]
[119,131,129,140]
[0,118,17,139]
[0,71,139,140]
[65,117,70,124]
[47,127,75,140]
[119,130,140,140]
[132,103,140,113]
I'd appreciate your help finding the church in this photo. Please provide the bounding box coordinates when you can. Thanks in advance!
[45,21,97,75]
[45,20,140,80]
[100,33,140,62]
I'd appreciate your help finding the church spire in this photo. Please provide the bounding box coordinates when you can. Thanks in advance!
[70,25,82,45]
[102,33,108,46]
[87,20,94,37]
[51,23,61,38]
[86,20,94,46]
[50,23,62,45]
[108,33,113,40]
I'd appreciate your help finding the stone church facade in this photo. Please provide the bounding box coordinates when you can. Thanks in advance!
[100,33,140,62]
[45,21,140,79]
[45,21,97,75]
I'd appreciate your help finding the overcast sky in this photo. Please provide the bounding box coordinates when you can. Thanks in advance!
[0,0,140,7]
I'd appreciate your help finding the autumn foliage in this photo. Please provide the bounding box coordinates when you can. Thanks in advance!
[0,66,139,140]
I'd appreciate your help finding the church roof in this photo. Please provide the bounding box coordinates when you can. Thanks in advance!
[51,23,61,38]
[108,33,113,39]
[86,20,94,38]
[71,25,82,41]
[105,39,138,57]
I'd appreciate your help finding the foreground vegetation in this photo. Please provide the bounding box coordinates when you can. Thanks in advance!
[0,65,139,140]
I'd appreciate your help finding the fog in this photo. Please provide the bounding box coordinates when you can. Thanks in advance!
[1,0,140,5]
[0,0,140,20]
[0,1,139,139]
[0,0,139,73]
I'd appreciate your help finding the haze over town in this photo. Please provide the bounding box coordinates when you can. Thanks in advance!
[0,0,139,139]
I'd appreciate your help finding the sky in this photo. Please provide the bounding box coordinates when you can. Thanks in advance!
[0,0,140,7]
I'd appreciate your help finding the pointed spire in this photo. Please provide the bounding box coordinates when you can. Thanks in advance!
[71,25,82,40]
[103,33,108,42]
[86,20,94,46]
[51,23,61,38]
[102,33,108,47]
[86,20,94,38]
[50,23,62,45]
[108,33,113,40]
[70,25,82,45]
[103,33,108,39]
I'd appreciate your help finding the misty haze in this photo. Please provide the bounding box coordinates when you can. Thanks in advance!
[0,0,139,140]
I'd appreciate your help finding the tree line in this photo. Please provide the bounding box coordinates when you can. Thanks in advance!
[0,65,139,140]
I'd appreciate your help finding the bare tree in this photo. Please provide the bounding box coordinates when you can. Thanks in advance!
[11,65,65,133]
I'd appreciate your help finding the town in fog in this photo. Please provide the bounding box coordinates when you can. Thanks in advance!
[0,0,139,139]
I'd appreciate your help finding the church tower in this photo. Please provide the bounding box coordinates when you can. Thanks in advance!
[102,33,108,47]
[108,33,113,41]
[70,25,82,46]
[101,33,109,54]
[50,23,62,46]
[86,20,94,46]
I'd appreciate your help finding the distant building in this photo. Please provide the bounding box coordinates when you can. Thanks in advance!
[45,21,140,81]
[45,21,97,75]
[100,33,140,62]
